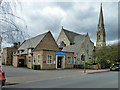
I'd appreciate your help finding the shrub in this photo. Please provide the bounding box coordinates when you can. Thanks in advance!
[86,61,93,65]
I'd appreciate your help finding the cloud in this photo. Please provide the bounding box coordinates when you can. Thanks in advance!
[3,1,118,48]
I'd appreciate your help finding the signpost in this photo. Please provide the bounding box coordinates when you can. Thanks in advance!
[72,60,74,69]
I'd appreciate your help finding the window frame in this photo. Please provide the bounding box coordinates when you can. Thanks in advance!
[67,56,72,64]
[33,55,36,64]
[47,55,52,64]
[37,54,41,64]
[28,56,31,63]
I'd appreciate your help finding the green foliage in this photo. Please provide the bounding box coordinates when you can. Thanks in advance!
[86,61,93,65]
[94,45,119,68]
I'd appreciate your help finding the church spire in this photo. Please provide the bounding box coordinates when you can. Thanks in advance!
[96,3,106,48]
[98,3,104,27]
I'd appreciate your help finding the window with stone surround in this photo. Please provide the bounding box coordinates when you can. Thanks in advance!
[37,55,41,64]
[28,56,31,63]
[67,56,71,64]
[33,55,36,64]
[47,55,52,64]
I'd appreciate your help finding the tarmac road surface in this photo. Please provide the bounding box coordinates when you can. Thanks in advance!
[3,71,118,88]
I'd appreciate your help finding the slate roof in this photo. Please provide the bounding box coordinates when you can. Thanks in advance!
[18,32,47,54]
[73,35,86,44]
[62,42,84,55]
[62,28,86,44]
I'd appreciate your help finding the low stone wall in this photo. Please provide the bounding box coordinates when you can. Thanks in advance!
[86,65,98,69]
[74,64,99,70]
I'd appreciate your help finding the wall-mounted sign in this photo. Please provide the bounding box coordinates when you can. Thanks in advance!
[55,51,66,55]
[71,60,74,63]
[43,60,46,63]
[77,58,80,61]
[53,61,56,64]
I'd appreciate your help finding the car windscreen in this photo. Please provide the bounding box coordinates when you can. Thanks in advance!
[112,64,119,68]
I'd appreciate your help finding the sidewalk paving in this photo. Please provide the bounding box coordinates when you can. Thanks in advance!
[78,69,110,74]
[5,69,110,85]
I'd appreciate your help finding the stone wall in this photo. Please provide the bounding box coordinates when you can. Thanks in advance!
[57,29,70,46]
[2,47,17,65]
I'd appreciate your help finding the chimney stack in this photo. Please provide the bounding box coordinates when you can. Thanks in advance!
[18,42,20,47]
[14,43,17,48]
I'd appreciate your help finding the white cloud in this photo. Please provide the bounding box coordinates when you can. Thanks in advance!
[2,1,118,48]
[106,39,119,45]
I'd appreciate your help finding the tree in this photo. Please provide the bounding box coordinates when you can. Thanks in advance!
[0,0,28,44]
[94,45,119,68]
[0,0,29,67]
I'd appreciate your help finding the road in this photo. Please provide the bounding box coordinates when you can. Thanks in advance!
[3,71,118,88]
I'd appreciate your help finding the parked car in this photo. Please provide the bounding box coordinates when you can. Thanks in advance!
[0,67,6,86]
[110,64,120,71]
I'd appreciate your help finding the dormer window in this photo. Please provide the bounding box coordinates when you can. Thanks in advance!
[21,50,24,52]
[28,49,31,53]
[19,49,24,54]
[28,47,34,54]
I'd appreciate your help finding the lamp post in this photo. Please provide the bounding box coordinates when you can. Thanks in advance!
[81,54,86,73]
[84,48,89,73]
[83,55,86,73]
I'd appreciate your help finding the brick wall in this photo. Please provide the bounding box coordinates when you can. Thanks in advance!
[35,31,60,51]
[3,47,17,65]
[65,52,74,68]
[33,50,74,70]
[13,55,18,67]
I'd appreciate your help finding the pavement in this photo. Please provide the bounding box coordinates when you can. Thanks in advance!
[78,69,110,74]
[2,65,110,86]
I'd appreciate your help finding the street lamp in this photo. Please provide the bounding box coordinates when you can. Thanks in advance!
[84,48,89,73]
[81,54,86,73]
[83,55,86,73]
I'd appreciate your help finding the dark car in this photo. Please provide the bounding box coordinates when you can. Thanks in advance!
[110,64,120,71]
[0,67,6,86]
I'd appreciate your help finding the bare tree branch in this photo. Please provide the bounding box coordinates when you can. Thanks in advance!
[0,0,29,45]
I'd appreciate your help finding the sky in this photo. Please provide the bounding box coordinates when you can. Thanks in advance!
[2,0,119,47]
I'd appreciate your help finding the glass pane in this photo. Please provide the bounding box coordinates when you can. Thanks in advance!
[48,55,49,59]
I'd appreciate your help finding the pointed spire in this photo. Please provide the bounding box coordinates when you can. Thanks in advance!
[62,26,63,29]
[98,3,104,27]
[87,32,88,35]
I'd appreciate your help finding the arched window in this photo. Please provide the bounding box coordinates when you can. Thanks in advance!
[98,31,100,40]
[99,35,100,40]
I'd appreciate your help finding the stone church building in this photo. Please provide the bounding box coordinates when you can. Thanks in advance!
[57,27,94,65]
[96,3,106,48]
[57,4,106,66]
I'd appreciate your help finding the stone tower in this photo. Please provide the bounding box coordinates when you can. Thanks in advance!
[96,3,106,48]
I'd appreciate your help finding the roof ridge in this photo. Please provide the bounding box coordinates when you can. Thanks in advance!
[63,28,81,35]
[74,34,86,37]
[18,31,49,51]
[26,31,48,41]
